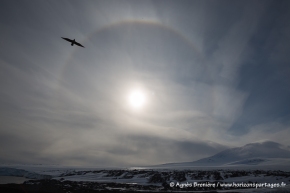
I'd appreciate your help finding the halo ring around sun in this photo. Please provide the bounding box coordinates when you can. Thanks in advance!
[56,19,204,111]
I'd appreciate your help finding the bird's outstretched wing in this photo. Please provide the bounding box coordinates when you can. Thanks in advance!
[61,37,73,43]
[75,42,85,48]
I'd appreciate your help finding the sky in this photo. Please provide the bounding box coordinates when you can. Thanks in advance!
[0,0,290,167]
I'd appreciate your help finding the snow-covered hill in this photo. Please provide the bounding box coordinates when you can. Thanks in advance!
[195,141,290,164]
[159,141,290,168]
[0,167,52,179]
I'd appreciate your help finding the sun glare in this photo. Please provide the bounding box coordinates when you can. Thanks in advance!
[128,90,146,109]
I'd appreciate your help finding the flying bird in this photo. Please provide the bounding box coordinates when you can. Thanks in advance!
[61,37,85,48]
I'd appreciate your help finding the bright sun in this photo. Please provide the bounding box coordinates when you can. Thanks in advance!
[128,90,146,109]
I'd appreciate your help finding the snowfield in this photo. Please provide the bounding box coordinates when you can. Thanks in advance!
[1,166,290,192]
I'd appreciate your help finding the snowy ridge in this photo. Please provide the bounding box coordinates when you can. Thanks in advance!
[194,141,290,164]
[0,167,52,180]
[158,141,290,168]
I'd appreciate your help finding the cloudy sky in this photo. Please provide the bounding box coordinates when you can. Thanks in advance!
[1,0,290,167]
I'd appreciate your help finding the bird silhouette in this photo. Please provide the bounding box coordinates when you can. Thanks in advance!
[61,37,85,48]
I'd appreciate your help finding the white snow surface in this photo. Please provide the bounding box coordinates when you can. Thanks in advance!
[1,164,290,192]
